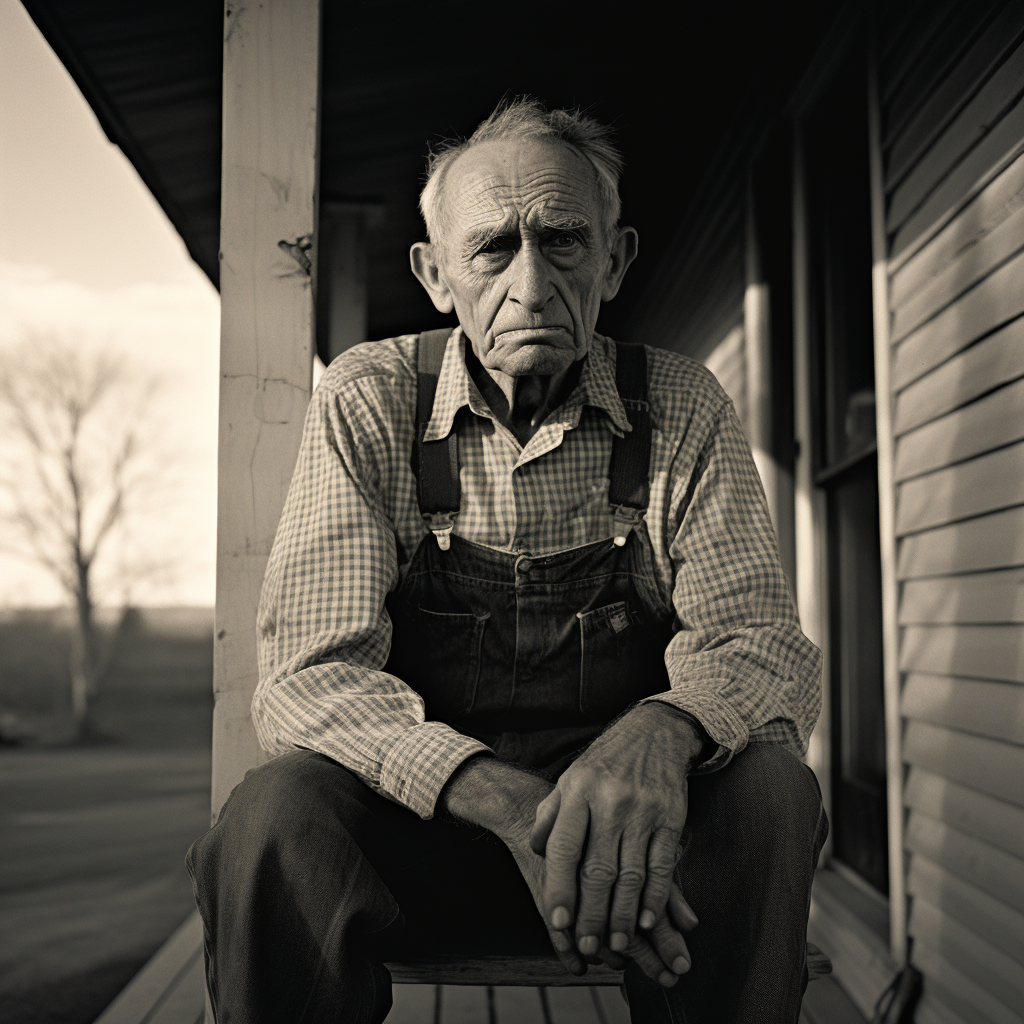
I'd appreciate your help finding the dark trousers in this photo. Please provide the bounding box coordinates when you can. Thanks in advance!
[187,743,827,1023]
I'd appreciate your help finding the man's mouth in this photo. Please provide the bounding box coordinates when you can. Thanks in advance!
[493,327,573,346]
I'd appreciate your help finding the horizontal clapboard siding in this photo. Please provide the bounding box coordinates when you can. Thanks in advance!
[881,0,968,118]
[889,146,1024,315]
[886,3,1024,188]
[912,939,1024,1024]
[894,369,1024,481]
[899,625,1024,683]
[909,854,1024,970]
[910,894,1024,1013]
[905,812,1024,917]
[885,3,1024,264]
[888,151,1024,342]
[892,247,1024,390]
[905,766,1024,859]
[887,34,1024,235]
[903,721,1024,806]
[898,500,1024,578]
[899,571,1024,624]
[895,439,1024,534]
[883,15,1024,1021]
[901,673,1024,742]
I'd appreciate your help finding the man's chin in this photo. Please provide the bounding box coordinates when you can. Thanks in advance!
[486,344,580,377]
[484,331,584,377]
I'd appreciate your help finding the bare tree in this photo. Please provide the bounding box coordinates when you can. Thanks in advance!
[0,334,174,740]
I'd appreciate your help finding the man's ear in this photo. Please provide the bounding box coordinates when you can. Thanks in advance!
[410,242,455,314]
[601,227,639,302]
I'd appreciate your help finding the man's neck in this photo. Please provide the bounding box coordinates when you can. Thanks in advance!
[465,348,583,447]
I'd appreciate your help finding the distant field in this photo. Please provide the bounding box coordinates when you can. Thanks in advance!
[0,607,214,1024]
[0,606,214,748]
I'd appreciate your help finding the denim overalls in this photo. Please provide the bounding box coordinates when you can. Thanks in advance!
[384,330,676,771]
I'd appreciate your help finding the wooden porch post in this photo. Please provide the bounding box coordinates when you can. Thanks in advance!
[213,0,322,818]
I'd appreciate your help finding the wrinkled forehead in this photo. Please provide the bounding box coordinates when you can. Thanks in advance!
[441,138,603,234]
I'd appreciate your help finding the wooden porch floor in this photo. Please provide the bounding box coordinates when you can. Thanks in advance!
[94,912,864,1024]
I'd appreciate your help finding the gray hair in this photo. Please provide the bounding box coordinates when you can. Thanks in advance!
[419,97,624,250]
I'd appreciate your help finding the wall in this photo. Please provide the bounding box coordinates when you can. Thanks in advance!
[878,3,1024,1021]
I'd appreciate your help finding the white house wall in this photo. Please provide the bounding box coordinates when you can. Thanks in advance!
[879,3,1024,1021]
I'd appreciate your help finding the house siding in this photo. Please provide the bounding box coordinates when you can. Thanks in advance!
[879,3,1024,1022]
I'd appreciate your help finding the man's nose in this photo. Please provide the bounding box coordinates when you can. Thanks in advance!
[508,246,554,311]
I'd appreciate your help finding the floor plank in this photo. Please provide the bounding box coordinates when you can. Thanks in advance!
[545,985,601,1023]
[387,984,438,1022]
[147,954,205,1024]
[92,913,203,1024]
[493,986,546,1021]
[440,985,491,1023]
[801,975,867,1024]
[592,986,631,1024]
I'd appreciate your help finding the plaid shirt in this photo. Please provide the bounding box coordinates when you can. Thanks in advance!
[255,329,822,818]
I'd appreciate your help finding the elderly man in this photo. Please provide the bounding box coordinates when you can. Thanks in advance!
[188,99,826,1023]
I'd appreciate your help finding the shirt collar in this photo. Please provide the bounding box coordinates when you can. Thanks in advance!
[423,326,632,441]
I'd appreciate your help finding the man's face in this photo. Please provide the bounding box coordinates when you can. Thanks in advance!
[416,138,633,378]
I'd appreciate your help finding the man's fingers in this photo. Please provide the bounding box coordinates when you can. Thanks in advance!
[530,788,561,855]
[549,927,586,976]
[607,830,649,952]
[541,800,590,933]
[667,882,698,932]
[574,814,620,955]
[649,913,691,976]
[596,945,628,972]
[638,828,680,930]
[625,929,680,988]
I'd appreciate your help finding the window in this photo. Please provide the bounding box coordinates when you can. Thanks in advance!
[803,39,888,896]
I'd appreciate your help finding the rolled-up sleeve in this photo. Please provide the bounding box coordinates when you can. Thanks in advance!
[642,399,822,771]
[254,367,490,819]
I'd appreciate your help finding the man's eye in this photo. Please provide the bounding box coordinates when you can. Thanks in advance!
[477,237,517,255]
[551,233,579,248]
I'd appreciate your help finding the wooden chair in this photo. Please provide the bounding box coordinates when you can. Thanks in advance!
[386,942,833,987]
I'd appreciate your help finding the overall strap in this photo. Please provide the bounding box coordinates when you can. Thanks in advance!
[608,342,652,545]
[415,328,459,549]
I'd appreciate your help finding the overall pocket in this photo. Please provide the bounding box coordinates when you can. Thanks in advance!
[578,601,667,720]
[386,605,488,720]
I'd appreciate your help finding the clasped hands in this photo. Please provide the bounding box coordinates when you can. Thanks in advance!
[443,702,705,987]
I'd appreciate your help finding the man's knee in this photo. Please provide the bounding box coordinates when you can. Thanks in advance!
[188,749,368,883]
[693,744,826,867]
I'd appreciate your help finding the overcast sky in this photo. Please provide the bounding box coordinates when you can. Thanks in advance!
[0,0,219,607]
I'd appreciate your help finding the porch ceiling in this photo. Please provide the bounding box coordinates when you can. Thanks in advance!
[21,0,840,342]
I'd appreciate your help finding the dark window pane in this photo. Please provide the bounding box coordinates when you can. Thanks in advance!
[805,44,878,471]
[827,457,888,894]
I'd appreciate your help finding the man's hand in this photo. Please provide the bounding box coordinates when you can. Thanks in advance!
[441,757,659,978]
[439,757,587,976]
[528,703,705,985]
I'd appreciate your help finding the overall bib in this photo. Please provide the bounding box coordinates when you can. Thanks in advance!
[384,330,676,770]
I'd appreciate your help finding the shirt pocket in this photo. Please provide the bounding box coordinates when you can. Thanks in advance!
[386,606,488,721]
[577,601,666,720]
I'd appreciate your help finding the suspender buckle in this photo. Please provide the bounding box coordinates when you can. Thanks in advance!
[611,505,645,547]
[425,512,456,551]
